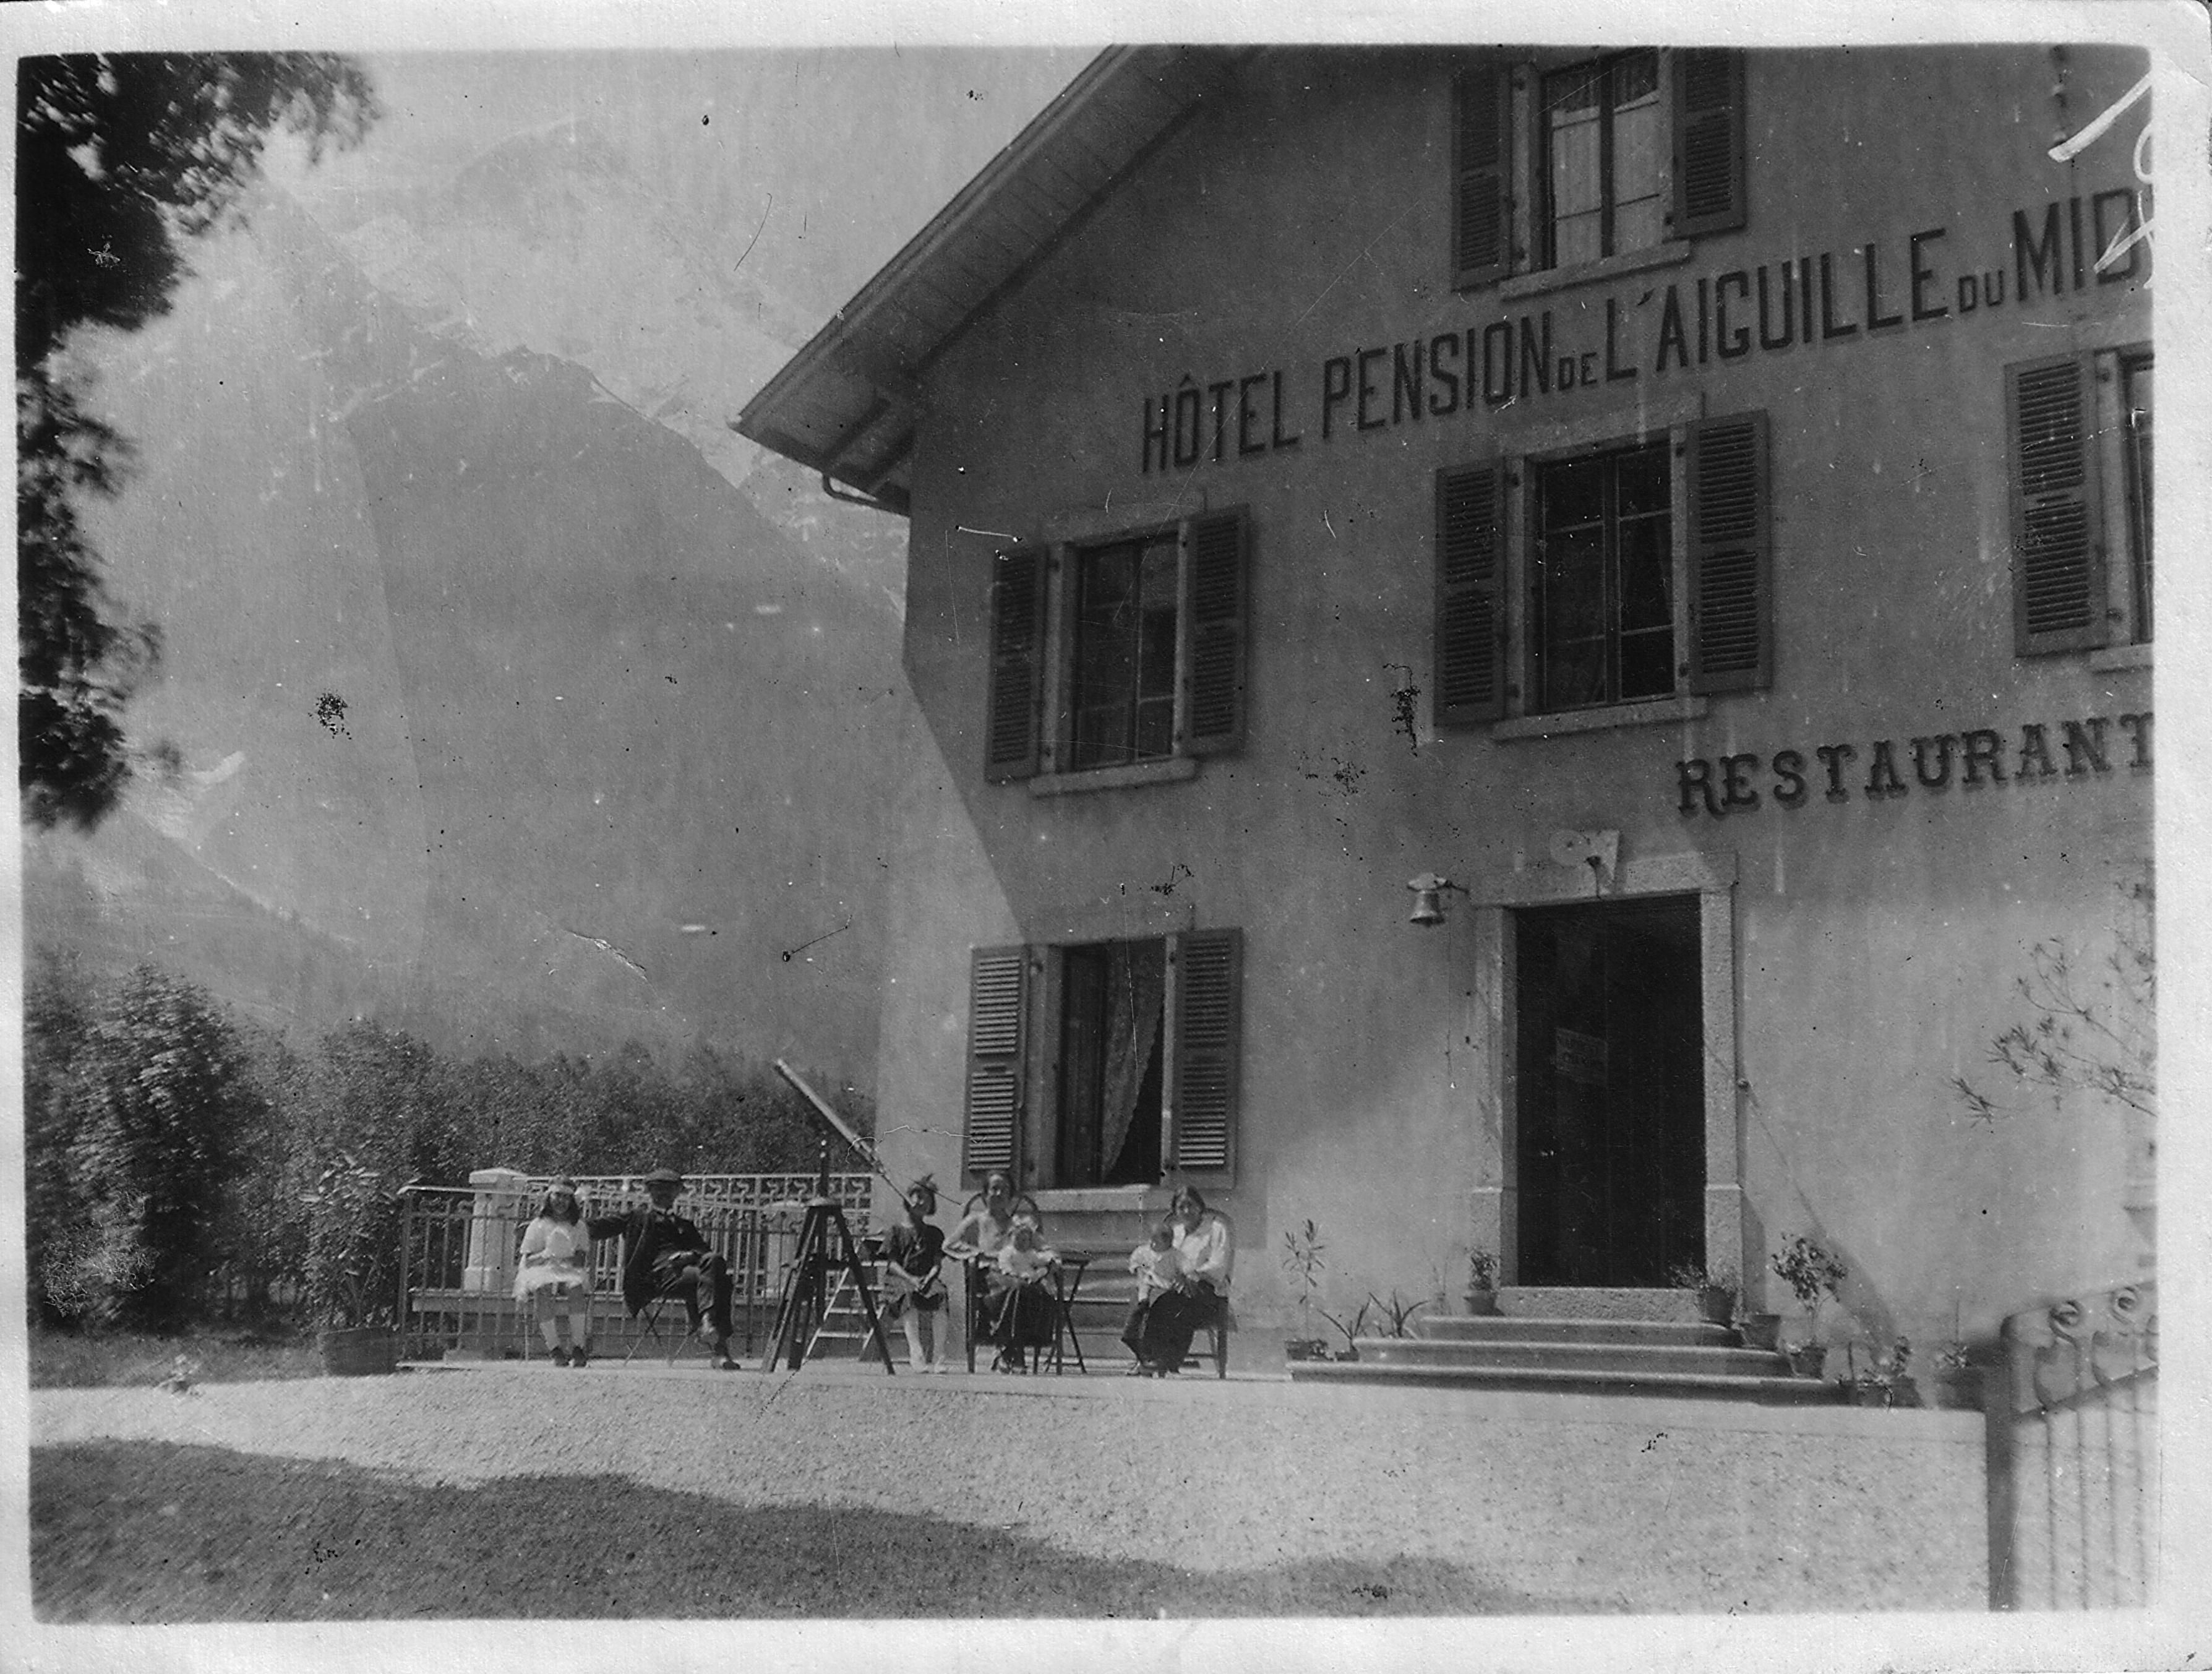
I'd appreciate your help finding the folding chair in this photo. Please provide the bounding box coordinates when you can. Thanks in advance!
[625,1278,708,1364]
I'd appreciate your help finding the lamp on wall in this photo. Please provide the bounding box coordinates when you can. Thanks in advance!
[1406,873,1469,927]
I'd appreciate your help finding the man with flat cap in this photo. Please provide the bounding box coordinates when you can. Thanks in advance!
[586,1169,743,1370]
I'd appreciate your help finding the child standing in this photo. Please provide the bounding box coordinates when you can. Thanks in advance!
[514,1180,596,1365]
[1120,1222,1183,1373]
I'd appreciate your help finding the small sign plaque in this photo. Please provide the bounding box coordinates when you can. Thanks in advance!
[1553,1028,1610,1087]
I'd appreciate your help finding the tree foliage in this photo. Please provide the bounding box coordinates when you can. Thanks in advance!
[24,951,872,1331]
[17,54,377,829]
[51,966,268,1327]
[1952,875,2156,1127]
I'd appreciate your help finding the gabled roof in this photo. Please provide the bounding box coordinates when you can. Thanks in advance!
[734,45,1243,516]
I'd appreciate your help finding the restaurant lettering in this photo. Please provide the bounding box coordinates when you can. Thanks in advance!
[1139,194,2148,474]
[1674,713,2151,819]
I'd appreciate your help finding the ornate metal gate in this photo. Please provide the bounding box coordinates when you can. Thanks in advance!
[1986,1280,2158,1608]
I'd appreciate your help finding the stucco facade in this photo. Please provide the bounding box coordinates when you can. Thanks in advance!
[771,45,2156,1355]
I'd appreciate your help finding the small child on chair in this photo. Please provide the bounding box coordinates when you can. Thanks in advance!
[1119,1221,1181,1373]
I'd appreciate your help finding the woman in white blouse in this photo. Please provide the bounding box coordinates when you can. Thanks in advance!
[1134,1188,1232,1374]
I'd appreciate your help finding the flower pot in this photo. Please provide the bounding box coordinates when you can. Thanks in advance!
[1284,1338,1329,1363]
[318,1326,399,1378]
[1787,1342,1828,1380]
[1697,1284,1734,1325]
[1740,1313,1782,1351]
[1931,1367,1981,1410]
[1463,1286,1501,1316]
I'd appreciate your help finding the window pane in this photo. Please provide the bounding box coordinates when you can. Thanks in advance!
[1618,626,1674,700]
[1616,444,1670,515]
[1545,62,1605,268]
[1532,444,1676,714]
[1611,58,1666,255]
[1072,534,1179,768]
[1618,515,1672,631]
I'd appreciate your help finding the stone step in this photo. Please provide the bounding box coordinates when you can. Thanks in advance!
[1487,1287,1723,1323]
[1417,1316,1736,1348]
[1357,1336,1789,1378]
[1286,1358,1837,1403]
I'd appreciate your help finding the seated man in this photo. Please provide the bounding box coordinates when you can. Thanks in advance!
[587,1167,742,1370]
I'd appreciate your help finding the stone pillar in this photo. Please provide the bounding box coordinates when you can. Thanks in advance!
[462,1168,529,1293]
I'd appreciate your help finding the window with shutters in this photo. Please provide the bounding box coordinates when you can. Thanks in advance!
[961,929,1241,1188]
[1454,48,1746,293]
[2006,344,2152,656]
[1435,412,1771,726]
[984,508,1250,785]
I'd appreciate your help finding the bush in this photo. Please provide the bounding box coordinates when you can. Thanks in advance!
[51,967,264,1328]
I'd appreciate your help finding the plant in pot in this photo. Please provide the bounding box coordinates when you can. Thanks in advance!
[1931,1337,1981,1410]
[1770,1235,1846,1379]
[1280,1218,1330,1362]
[1666,1260,1736,1326]
[1316,1294,1374,1362]
[1845,1336,1920,1407]
[302,1152,403,1376]
[1464,1248,1501,1315]
[1370,1289,1429,1338]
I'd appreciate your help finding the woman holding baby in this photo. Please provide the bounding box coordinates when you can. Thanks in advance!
[1133,1188,1233,1375]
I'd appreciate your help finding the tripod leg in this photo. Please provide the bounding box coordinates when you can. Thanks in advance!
[769,1209,824,1373]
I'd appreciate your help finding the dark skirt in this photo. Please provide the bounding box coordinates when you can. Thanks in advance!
[1137,1282,1219,1369]
[986,1274,1057,1349]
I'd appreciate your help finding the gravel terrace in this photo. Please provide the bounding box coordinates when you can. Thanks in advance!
[32,1359,1988,1614]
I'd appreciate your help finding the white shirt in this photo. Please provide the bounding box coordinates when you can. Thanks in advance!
[1172,1214,1232,1292]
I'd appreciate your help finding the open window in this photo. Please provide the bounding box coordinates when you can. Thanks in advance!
[961,929,1242,1188]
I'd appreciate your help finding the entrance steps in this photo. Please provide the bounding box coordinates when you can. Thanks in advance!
[1288,1290,1832,1404]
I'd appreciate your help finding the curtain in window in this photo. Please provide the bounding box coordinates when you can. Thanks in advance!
[1098,941,1165,1172]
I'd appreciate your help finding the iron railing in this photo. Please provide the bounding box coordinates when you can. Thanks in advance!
[399,1174,873,1362]
[1987,1278,2158,1608]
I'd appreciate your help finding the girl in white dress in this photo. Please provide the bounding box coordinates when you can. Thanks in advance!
[513,1180,595,1365]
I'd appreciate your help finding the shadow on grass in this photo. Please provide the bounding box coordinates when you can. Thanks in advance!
[35,1441,1624,1621]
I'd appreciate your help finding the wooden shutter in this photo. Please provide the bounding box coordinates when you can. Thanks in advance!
[1434,461,1508,724]
[984,546,1045,780]
[2007,355,2107,655]
[1686,411,1772,693]
[1181,508,1248,755]
[1166,928,1240,1179]
[1453,62,1512,289]
[962,946,1027,1180]
[1672,49,1746,239]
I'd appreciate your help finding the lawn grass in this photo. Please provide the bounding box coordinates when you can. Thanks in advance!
[33,1440,1615,1620]
[30,1324,323,1390]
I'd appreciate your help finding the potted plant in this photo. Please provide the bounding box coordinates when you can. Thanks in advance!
[1845,1336,1920,1407]
[1280,1218,1330,1362]
[1667,1260,1736,1326]
[302,1152,403,1376]
[1770,1235,1846,1379]
[1316,1294,1374,1362]
[1464,1248,1501,1315]
[1370,1289,1428,1338]
[1930,1338,1981,1410]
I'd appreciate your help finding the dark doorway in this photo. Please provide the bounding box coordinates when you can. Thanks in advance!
[1056,939,1166,1187]
[1514,896,1704,1286]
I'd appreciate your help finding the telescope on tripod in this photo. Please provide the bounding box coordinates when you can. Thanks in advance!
[763,1060,898,1374]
